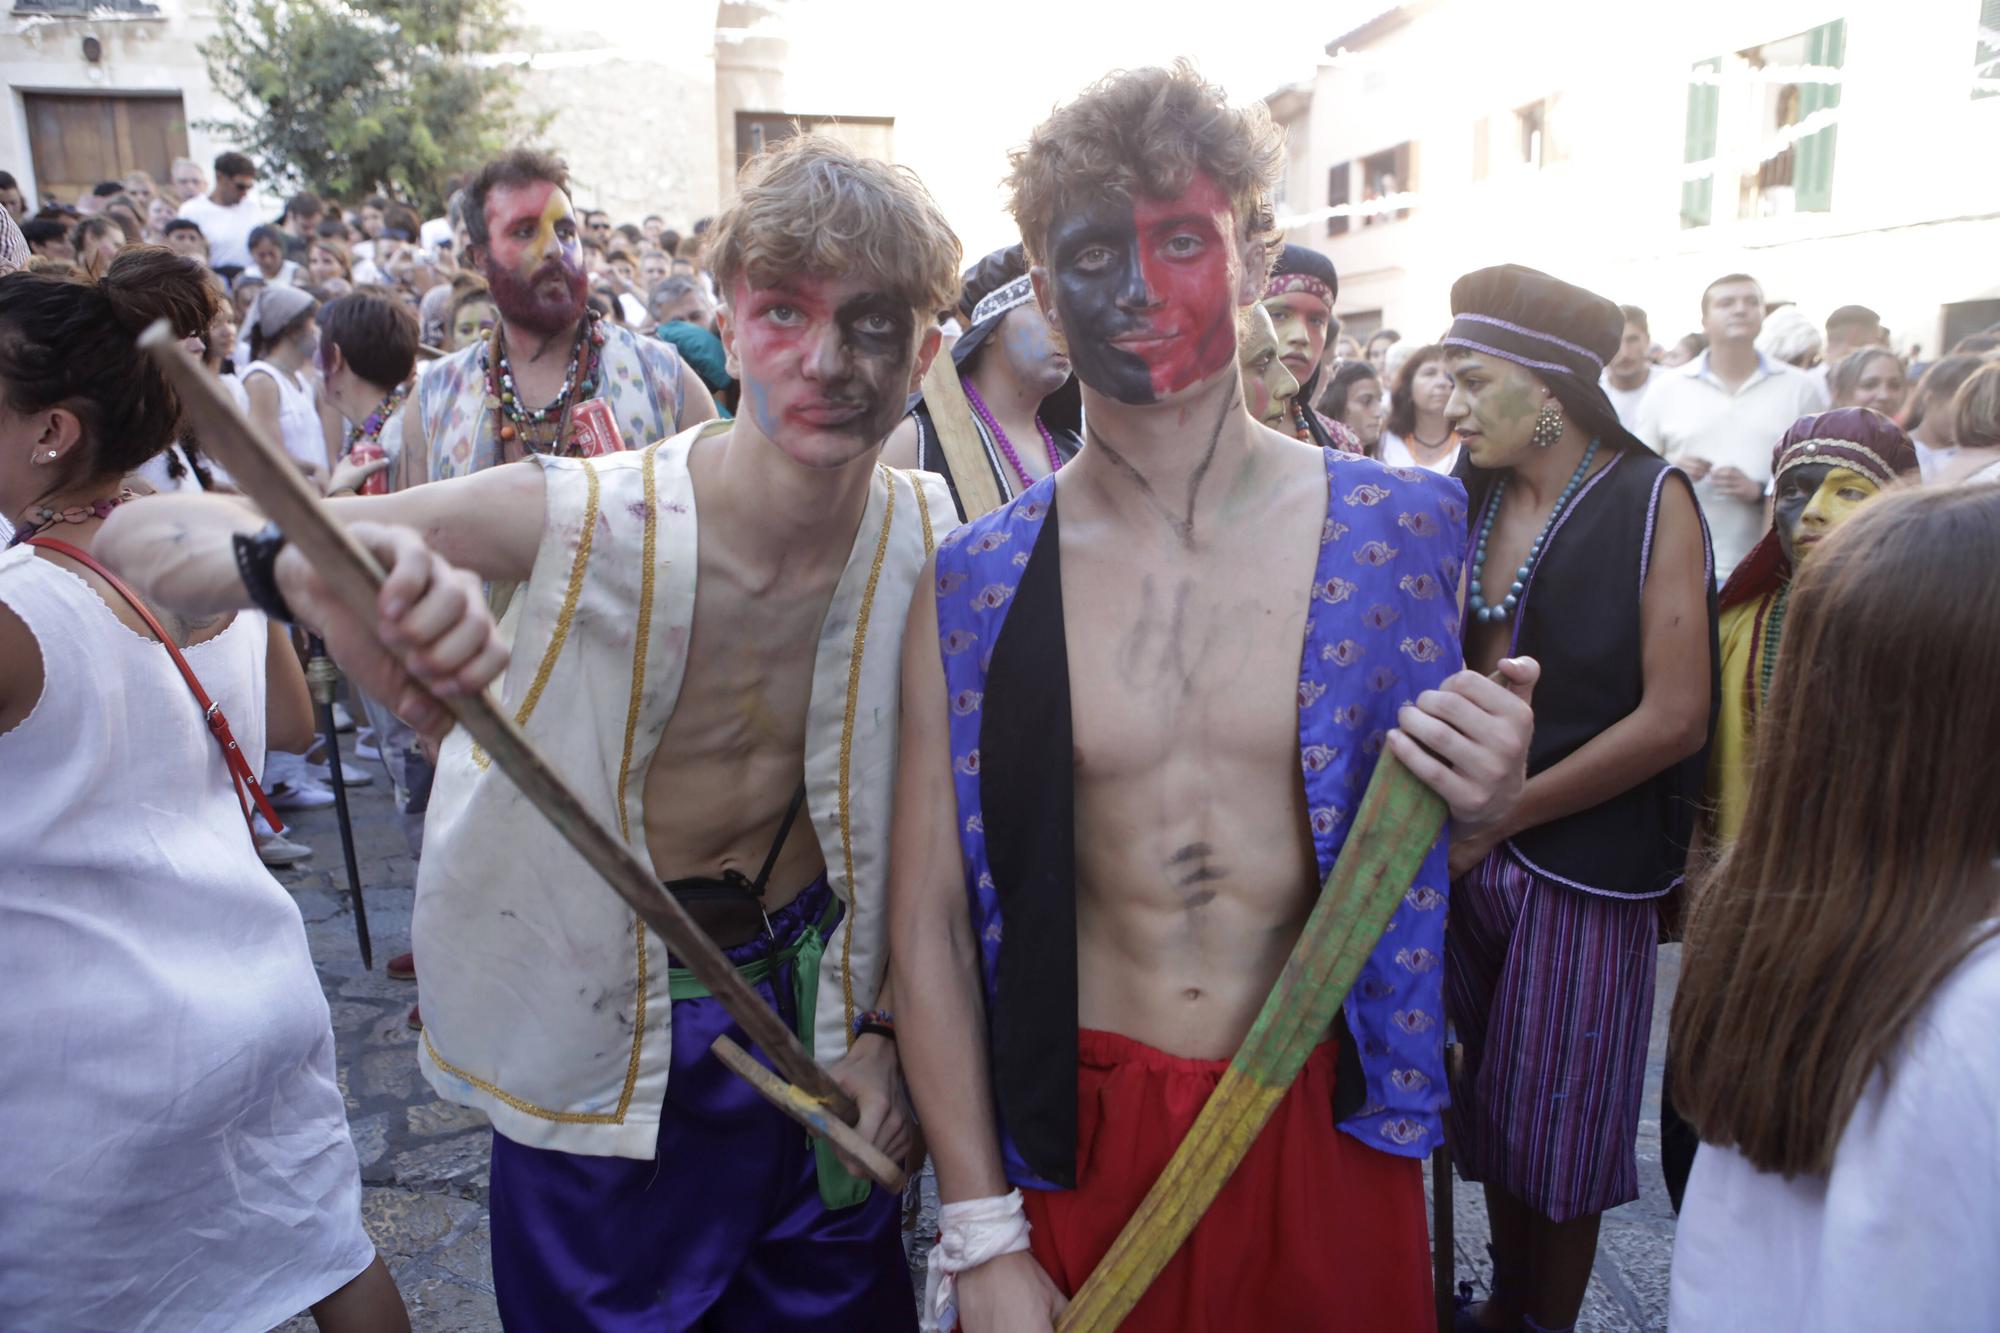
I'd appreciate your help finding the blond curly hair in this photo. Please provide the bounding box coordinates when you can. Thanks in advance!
[1007,62,1284,272]
[705,133,961,320]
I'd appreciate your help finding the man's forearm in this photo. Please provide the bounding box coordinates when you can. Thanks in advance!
[96,493,270,615]
[893,910,1013,1203]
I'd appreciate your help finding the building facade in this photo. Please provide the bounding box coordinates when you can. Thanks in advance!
[1274,0,2000,357]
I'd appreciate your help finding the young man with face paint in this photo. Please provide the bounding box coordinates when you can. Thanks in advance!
[1656,406,1920,1219]
[1436,265,1717,1333]
[96,134,965,1331]
[890,66,1537,1332]
[883,244,1083,518]
[1701,408,1917,847]
[1259,243,1361,452]
[1236,301,1299,432]
[384,151,715,496]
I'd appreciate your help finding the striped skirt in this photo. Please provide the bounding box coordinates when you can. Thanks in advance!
[1444,847,1658,1223]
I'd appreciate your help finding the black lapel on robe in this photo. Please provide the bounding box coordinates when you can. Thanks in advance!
[980,494,1078,1188]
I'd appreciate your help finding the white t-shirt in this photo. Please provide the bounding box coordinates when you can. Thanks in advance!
[177,193,268,272]
[1633,350,1829,579]
[242,360,325,474]
[1379,430,1461,475]
[1670,931,2000,1331]
[1600,366,1656,432]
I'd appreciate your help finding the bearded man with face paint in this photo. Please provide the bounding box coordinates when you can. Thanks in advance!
[883,244,1083,518]
[1436,266,1717,1333]
[94,135,963,1332]
[384,150,715,497]
[1259,244,1361,453]
[889,65,1538,1333]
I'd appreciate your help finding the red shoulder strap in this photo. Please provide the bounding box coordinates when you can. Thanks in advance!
[25,536,285,834]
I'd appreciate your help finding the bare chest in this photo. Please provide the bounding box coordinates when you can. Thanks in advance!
[1061,521,1320,783]
[638,560,835,872]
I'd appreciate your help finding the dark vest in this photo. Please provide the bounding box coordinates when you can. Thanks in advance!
[1469,448,1718,898]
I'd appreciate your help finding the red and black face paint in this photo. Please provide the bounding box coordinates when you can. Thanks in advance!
[1045,173,1240,406]
[732,275,920,452]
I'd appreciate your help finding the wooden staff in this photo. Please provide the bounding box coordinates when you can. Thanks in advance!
[1056,744,1450,1331]
[138,322,906,1194]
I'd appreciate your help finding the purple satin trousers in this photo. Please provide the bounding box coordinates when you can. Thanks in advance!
[487,879,916,1330]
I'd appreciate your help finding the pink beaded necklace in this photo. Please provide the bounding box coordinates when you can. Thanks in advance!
[960,378,1064,492]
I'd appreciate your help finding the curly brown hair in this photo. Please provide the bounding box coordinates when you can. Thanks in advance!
[1007,62,1284,271]
[705,133,961,321]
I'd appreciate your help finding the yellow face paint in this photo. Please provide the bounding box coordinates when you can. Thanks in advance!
[1780,464,1881,565]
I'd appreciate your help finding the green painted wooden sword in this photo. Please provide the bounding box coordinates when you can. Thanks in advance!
[1057,740,1453,1331]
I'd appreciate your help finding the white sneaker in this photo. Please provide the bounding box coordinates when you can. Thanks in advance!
[305,759,373,789]
[257,830,315,866]
[332,701,356,732]
[270,776,337,811]
[353,737,383,763]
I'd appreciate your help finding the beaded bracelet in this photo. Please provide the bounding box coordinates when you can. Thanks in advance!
[851,1008,896,1042]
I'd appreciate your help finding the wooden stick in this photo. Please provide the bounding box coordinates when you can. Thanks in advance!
[1056,749,1449,1331]
[712,1035,907,1192]
[136,322,905,1188]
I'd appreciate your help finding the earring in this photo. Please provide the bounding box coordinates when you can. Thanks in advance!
[1530,399,1565,449]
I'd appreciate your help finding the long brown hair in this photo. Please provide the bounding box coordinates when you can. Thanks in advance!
[1671,484,2000,1177]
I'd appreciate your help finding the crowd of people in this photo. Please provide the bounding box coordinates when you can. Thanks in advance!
[1,59,1996,1333]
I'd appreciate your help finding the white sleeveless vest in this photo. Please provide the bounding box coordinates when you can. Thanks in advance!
[414,425,956,1158]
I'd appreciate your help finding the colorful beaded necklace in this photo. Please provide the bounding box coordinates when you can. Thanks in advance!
[961,378,1064,492]
[1466,439,1600,625]
[9,489,136,548]
[1756,582,1791,709]
[345,379,411,455]
[484,309,606,449]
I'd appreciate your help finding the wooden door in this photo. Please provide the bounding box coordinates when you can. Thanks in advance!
[23,92,188,208]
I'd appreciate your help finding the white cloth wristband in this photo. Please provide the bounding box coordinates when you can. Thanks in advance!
[920,1189,1033,1332]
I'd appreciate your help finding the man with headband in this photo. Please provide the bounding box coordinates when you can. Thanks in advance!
[884,244,1082,518]
[1437,265,1716,1333]
[1260,243,1362,452]
[98,134,962,1330]
[891,65,1536,1330]
[1656,406,1919,1215]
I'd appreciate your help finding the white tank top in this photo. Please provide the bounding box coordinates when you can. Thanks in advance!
[0,548,371,1327]
[243,359,325,473]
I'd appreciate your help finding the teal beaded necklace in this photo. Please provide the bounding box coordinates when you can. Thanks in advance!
[1467,439,1600,625]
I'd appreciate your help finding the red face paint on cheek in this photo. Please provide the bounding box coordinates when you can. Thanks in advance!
[1131,175,1239,398]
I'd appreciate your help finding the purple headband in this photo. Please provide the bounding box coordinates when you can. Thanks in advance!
[1442,312,1606,378]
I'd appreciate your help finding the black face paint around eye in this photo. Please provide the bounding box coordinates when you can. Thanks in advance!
[1046,194,1155,405]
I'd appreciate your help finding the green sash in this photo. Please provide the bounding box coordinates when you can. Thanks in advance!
[665,893,872,1210]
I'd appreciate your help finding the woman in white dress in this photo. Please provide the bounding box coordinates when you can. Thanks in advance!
[0,246,408,1331]
[243,285,332,487]
[1668,484,2000,1331]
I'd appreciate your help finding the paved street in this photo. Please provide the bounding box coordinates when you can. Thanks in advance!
[274,726,1679,1331]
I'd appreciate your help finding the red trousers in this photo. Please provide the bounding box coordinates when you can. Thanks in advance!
[1023,1029,1431,1332]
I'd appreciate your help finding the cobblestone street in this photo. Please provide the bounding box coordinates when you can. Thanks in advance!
[274,727,1679,1331]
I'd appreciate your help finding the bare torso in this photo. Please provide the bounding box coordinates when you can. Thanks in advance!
[1058,433,1330,1059]
[636,436,854,908]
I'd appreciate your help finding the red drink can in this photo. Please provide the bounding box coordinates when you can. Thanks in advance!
[567,397,623,458]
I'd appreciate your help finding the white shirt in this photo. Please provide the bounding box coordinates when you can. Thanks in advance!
[177,192,268,271]
[1379,430,1460,475]
[0,553,372,1328]
[242,360,324,473]
[1633,350,1829,579]
[1600,366,1656,431]
[1670,933,2000,1332]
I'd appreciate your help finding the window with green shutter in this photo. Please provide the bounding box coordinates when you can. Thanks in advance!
[1794,20,1846,212]
[1681,58,1720,229]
